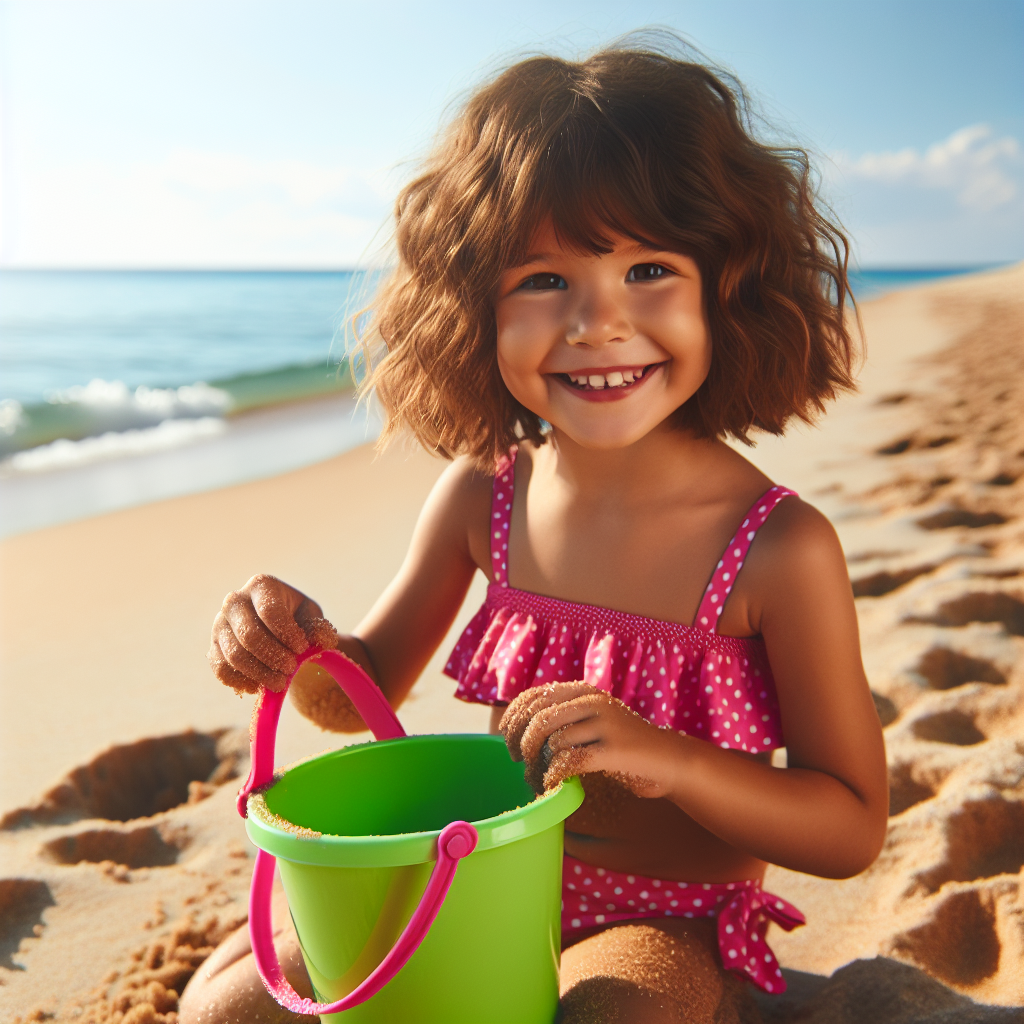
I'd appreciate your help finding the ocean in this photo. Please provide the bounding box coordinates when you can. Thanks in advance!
[0,270,377,460]
[0,266,994,535]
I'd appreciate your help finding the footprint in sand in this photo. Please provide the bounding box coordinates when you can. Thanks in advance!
[41,822,191,870]
[1,728,247,830]
[913,591,1024,636]
[912,647,1008,690]
[885,887,1007,991]
[0,879,55,970]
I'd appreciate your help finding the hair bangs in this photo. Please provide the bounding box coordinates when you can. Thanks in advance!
[528,111,675,260]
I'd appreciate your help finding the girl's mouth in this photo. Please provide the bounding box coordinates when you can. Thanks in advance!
[554,362,664,401]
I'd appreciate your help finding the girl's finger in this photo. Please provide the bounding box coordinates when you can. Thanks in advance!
[519,693,607,768]
[294,601,340,650]
[523,718,606,792]
[225,598,298,675]
[208,639,260,695]
[545,719,604,753]
[249,575,312,655]
[542,743,598,793]
[214,619,289,691]
[500,682,601,759]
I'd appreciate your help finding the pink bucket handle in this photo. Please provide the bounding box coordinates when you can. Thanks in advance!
[236,646,406,817]
[237,646,480,1015]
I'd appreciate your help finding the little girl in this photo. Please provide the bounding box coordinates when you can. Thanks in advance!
[183,37,887,1024]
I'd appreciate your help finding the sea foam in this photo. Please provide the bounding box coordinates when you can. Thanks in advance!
[46,378,232,419]
[4,417,227,473]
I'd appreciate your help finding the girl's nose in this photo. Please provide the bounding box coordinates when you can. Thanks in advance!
[564,286,633,348]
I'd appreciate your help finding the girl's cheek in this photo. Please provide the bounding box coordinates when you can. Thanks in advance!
[495,351,540,411]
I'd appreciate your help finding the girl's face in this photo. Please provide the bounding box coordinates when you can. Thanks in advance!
[495,219,711,450]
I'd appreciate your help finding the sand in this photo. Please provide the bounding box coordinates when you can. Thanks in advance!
[1,264,1022,1021]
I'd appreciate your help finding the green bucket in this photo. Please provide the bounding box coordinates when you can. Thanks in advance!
[238,648,584,1022]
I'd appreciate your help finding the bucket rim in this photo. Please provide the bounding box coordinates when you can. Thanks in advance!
[244,733,584,867]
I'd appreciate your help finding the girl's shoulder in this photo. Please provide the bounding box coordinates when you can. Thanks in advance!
[750,494,842,566]
[737,493,851,632]
[429,455,494,521]
[424,456,498,576]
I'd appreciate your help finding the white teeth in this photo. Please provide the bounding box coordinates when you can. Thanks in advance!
[566,369,645,388]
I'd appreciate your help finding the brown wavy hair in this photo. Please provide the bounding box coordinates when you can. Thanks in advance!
[359,36,857,470]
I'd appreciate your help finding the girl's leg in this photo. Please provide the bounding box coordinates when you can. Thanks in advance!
[178,880,313,1023]
[559,919,762,1024]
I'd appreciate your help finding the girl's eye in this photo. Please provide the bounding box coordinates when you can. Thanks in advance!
[627,263,668,282]
[518,273,567,291]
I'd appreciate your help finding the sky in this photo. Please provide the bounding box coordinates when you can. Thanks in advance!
[1,0,1022,269]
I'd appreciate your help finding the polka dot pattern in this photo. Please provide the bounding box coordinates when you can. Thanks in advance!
[562,854,804,993]
[692,487,795,630]
[444,449,797,754]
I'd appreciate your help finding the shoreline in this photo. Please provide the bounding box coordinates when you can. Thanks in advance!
[0,391,380,537]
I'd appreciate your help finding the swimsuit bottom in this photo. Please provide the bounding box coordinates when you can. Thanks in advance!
[561,854,804,994]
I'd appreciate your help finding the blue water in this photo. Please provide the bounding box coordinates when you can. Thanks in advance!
[0,266,994,458]
[846,267,987,302]
[0,270,373,405]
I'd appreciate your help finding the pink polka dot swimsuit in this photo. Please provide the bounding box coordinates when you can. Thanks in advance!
[443,448,805,992]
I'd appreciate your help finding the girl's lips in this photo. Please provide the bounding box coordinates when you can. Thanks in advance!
[552,362,665,403]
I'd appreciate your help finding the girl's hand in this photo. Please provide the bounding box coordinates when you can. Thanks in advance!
[208,573,339,695]
[500,682,675,798]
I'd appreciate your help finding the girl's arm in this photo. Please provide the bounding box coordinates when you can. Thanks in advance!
[508,499,889,879]
[208,458,492,723]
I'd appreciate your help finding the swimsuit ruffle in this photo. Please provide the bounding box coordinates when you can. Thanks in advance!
[444,584,784,753]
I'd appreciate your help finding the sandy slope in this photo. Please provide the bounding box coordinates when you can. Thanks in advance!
[1,265,1021,1022]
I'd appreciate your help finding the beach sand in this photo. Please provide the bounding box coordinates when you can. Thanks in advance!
[1,264,1021,1021]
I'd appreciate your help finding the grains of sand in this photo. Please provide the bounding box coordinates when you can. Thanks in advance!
[68,913,246,1024]
[247,784,322,841]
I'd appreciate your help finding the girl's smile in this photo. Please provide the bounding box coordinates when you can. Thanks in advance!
[554,361,666,401]
[494,221,711,448]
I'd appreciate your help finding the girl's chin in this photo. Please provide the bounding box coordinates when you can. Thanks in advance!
[546,417,674,451]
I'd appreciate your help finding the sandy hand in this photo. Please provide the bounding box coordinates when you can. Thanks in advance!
[500,682,664,797]
[208,573,340,695]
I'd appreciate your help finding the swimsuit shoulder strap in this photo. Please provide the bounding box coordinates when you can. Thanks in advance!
[693,485,798,634]
[490,448,519,587]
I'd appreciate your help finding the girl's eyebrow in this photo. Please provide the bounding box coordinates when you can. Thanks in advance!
[509,242,671,271]
[509,252,554,269]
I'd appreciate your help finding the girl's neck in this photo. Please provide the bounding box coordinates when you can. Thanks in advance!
[537,421,726,503]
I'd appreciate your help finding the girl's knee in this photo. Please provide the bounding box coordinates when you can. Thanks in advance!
[559,976,690,1024]
[559,921,760,1024]
[178,906,313,1024]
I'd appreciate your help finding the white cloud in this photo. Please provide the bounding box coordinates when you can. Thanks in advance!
[3,150,399,267]
[834,124,1022,212]
[824,125,1024,265]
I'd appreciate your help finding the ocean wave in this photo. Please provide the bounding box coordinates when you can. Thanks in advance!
[46,378,231,416]
[0,399,25,437]
[0,360,352,460]
[2,417,227,474]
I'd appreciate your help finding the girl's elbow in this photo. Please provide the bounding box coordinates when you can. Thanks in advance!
[825,809,888,879]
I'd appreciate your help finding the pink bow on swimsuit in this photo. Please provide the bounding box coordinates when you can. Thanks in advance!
[716,880,805,992]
